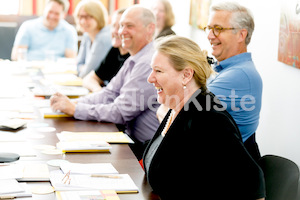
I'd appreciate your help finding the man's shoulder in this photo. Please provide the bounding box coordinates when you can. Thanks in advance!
[57,19,76,32]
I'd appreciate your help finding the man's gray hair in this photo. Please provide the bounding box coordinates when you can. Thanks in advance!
[129,5,156,27]
[211,1,254,45]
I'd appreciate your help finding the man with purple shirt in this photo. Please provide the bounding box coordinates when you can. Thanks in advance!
[50,5,159,159]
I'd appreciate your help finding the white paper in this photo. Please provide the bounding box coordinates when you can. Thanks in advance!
[0,179,24,194]
[56,141,112,152]
[50,171,139,192]
[60,163,118,175]
[58,190,105,200]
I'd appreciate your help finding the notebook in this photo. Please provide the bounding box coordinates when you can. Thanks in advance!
[39,108,71,118]
[57,131,134,144]
[56,141,112,153]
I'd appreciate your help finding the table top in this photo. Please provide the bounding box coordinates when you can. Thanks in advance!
[0,61,160,200]
[9,117,160,200]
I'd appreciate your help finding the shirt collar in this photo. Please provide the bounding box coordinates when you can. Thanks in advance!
[129,41,154,63]
[214,52,252,72]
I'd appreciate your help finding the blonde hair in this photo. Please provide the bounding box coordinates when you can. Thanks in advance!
[154,35,214,90]
[157,0,175,28]
[74,0,108,30]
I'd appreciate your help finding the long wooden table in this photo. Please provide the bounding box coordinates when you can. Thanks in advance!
[12,117,160,200]
[0,61,160,199]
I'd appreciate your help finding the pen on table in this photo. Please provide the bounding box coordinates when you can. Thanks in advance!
[90,174,122,179]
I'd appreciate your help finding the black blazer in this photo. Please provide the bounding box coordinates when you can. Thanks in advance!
[143,89,265,200]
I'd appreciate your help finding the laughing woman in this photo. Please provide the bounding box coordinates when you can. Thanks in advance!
[75,0,111,77]
[144,35,266,200]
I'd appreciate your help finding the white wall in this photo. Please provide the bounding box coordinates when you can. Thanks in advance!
[168,0,300,165]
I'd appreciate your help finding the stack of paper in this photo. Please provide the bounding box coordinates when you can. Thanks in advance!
[43,74,83,86]
[0,164,49,181]
[0,118,27,130]
[50,171,139,193]
[32,85,89,97]
[56,190,120,200]
[57,131,134,144]
[60,163,118,175]
[0,180,32,198]
[57,141,112,153]
[39,108,71,118]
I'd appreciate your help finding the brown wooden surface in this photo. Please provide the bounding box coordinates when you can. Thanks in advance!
[14,117,160,200]
[0,61,160,199]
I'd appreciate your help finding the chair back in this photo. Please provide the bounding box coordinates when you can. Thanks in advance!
[258,155,300,200]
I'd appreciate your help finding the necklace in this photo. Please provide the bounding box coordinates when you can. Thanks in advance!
[161,110,175,137]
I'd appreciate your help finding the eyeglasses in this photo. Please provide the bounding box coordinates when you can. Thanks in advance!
[78,14,93,21]
[204,25,236,37]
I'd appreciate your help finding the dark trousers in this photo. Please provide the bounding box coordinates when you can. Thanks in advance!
[244,132,261,162]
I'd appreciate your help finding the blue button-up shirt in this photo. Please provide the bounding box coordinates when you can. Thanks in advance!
[74,42,159,142]
[208,53,263,142]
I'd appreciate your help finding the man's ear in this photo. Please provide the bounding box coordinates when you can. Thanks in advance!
[147,23,155,35]
[182,68,194,85]
[238,29,248,43]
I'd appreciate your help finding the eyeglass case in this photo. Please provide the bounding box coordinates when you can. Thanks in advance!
[0,153,20,163]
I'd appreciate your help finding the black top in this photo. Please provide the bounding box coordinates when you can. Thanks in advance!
[155,27,176,39]
[95,47,130,85]
[143,89,266,200]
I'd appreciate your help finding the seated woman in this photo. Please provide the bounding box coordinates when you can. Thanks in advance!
[144,35,266,200]
[74,0,111,77]
[82,8,130,92]
[151,0,176,39]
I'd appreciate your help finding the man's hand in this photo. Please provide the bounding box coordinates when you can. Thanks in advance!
[50,92,76,116]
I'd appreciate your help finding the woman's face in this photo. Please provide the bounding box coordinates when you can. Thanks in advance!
[152,1,166,30]
[77,8,98,33]
[111,13,122,48]
[148,51,184,109]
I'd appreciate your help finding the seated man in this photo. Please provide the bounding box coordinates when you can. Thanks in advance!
[50,5,159,160]
[82,8,130,92]
[11,0,78,61]
[205,2,263,161]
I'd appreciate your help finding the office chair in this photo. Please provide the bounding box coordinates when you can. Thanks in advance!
[258,155,300,200]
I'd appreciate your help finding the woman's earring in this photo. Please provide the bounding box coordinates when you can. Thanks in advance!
[183,85,186,89]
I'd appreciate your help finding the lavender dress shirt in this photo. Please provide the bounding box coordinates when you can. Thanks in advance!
[74,42,160,142]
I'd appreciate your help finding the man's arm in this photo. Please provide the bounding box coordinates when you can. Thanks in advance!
[74,61,156,125]
[11,45,28,61]
[82,70,104,92]
[64,48,77,58]
[11,22,29,61]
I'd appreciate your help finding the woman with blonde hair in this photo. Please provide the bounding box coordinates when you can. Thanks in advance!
[74,0,111,77]
[144,35,266,200]
[151,0,175,39]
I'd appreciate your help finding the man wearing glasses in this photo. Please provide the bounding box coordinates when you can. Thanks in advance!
[205,1,263,162]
